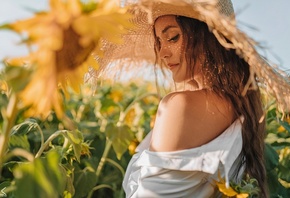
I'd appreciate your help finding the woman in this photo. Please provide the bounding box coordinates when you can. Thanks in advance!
[98,0,290,197]
[124,14,266,198]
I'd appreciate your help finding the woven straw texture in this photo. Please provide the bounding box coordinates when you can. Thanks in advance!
[97,0,290,111]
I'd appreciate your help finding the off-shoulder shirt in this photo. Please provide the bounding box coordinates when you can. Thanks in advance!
[123,118,244,198]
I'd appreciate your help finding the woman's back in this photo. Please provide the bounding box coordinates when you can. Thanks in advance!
[123,106,244,197]
[150,90,235,152]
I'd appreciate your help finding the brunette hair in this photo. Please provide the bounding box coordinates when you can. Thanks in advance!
[154,16,267,196]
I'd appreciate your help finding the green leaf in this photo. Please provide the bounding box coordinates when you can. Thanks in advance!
[10,118,39,136]
[278,150,290,182]
[64,130,83,162]
[80,1,98,14]
[13,150,66,198]
[280,120,290,133]
[267,169,288,197]
[238,180,260,196]
[0,181,13,197]
[9,135,30,151]
[60,164,75,198]
[3,160,19,175]
[0,92,9,109]
[265,133,290,147]
[3,65,33,93]
[73,167,97,198]
[9,119,41,151]
[265,143,279,171]
[278,164,290,183]
[105,124,134,160]
[66,130,83,145]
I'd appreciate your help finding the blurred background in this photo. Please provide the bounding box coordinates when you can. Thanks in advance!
[0,2,289,197]
[0,0,289,72]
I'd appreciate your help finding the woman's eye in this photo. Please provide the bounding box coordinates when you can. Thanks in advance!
[168,34,180,42]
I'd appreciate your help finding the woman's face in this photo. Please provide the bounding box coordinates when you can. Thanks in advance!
[154,15,190,82]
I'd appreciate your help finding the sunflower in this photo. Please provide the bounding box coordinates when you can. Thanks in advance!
[3,0,132,118]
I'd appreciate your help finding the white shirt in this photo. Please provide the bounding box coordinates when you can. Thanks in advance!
[123,118,244,198]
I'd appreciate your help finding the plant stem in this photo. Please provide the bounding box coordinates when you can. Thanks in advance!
[35,130,67,158]
[88,92,158,197]
[35,123,44,149]
[3,148,34,162]
[105,158,125,198]
[105,158,125,177]
[87,184,113,198]
[87,139,112,197]
[0,94,18,178]
[95,139,112,182]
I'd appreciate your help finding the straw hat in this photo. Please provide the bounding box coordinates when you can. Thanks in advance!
[97,0,290,112]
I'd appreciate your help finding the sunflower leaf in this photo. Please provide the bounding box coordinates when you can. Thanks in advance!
[3,64,33,93]
[105,123,134,160]
[64,130,83,162]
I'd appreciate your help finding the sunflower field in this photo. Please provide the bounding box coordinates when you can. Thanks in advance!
[0,0,290,198]
[0,75,160,198]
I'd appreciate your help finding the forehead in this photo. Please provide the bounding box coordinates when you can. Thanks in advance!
[154,15,180,35]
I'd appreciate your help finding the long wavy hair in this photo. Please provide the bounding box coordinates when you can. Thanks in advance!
[154,16,267,197]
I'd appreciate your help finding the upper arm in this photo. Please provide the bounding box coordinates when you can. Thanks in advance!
[150,91,234,151]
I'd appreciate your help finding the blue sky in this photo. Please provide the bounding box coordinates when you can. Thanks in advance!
[0,0,289,72]
[232,0,290,72]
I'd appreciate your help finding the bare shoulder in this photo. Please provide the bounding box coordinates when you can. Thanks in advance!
[150,90,234,151]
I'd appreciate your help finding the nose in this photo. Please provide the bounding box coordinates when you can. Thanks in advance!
[159,45,172,60]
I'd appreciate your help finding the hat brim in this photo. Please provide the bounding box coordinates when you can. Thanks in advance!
[97,0,290,111]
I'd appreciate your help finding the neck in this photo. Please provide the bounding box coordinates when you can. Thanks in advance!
[174,78,204,91]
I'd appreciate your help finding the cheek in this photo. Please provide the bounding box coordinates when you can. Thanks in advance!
[176,40,184,58]
[172,45,182,59]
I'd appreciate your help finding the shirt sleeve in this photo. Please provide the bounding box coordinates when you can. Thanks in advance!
[123,118,243,198]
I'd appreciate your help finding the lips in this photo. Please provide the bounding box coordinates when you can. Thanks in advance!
[167,63,179,70]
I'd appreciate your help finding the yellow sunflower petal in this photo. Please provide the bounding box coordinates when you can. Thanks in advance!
[73,0,133,45]
[19,50,64,119]
[50,0,71,27]
[215,182,238,197]
[72,15,100,46]
[20,72,62,119]
[98,0,126,13]
[67,0,82,17]
[38,25,63,50]
[236,193,249,198]
[278,126,286,132]
[65,70,83,93]
[10,14,51,33]
[4,0,132,120]
[4,56,30,67]
[0,80,8,93]
[110,89,123,103]
[214,171,238,197]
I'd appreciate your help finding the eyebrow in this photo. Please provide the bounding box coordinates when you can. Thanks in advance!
[162,25,178,34]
